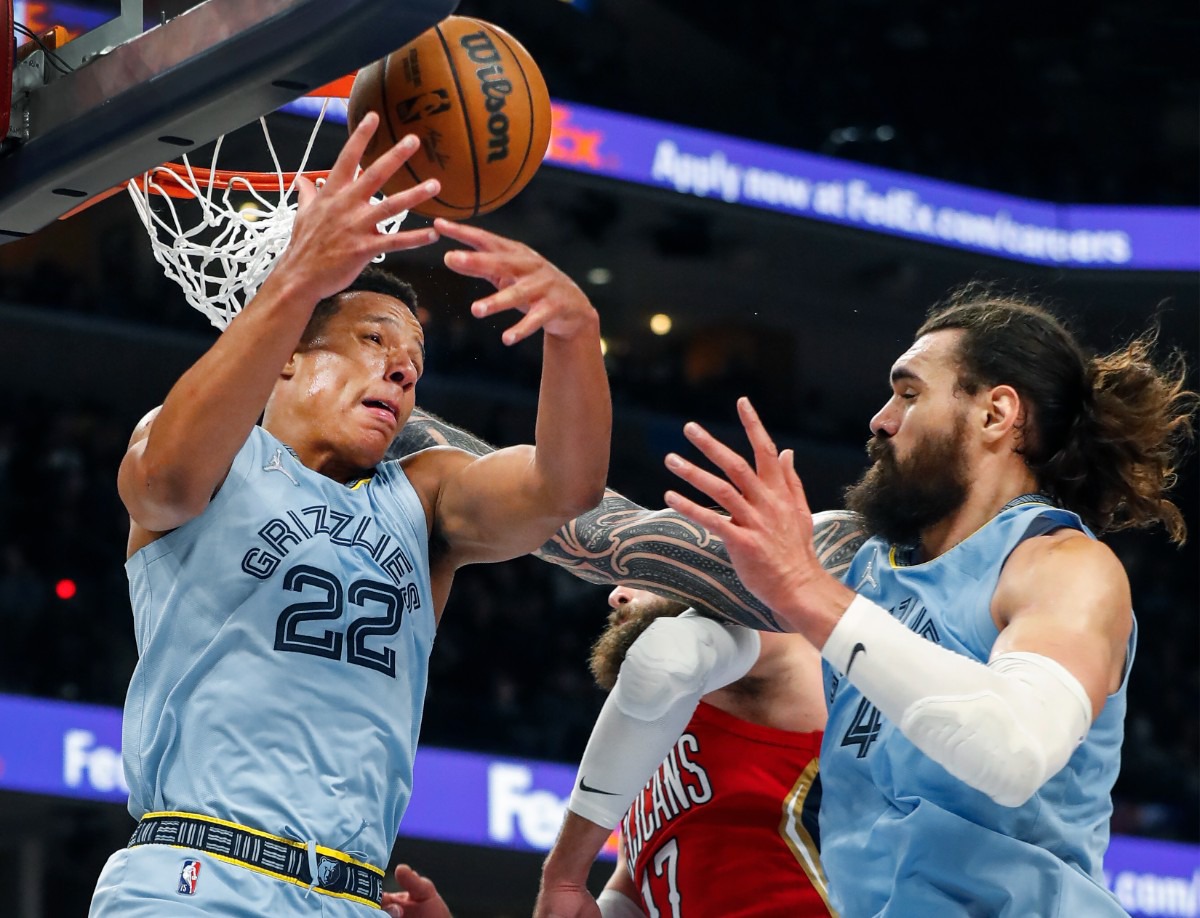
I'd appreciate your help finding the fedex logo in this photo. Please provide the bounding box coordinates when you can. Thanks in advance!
[547,105,613,171]
[485,762,620,856]
[486,763,566,850]
[63,729,128,795]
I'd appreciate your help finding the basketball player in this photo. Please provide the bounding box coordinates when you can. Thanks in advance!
[657,292,1195,915]
[534,581,848,918]
[394,290,1194,915]
[89,113,611,915]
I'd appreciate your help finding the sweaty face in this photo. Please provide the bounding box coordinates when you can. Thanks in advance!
[844,330,973,546]
[589,587,688,691]
[283,291,425,474]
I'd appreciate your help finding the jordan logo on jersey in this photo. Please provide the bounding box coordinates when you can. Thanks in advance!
[178,858,201,895]
[856,558,878,592]
[263,448,298,485]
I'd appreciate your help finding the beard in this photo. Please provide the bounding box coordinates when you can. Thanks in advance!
[844,414,970,547]
[588,594,688,691]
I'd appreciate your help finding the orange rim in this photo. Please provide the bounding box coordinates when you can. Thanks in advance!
[58,74,353,218]
[135,166,333,199]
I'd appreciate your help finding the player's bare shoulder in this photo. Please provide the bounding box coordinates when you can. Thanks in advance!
[996,527,1132,629]
[811,509,868,578]
[397,445,478,533]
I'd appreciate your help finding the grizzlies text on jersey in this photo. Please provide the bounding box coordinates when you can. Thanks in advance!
[119,427,435,882]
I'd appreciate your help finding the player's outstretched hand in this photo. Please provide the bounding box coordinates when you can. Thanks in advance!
[533,882,602,918]
[276,112,442,301]
[662,397,838,630]
[380,864,453,918]
[435,219,599,346]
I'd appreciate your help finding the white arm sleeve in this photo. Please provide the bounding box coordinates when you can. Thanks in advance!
[567,611,761,828]
[597,889,645,918]
[822,595,1094,807]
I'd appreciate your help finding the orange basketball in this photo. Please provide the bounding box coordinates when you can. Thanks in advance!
[348,16,552,219]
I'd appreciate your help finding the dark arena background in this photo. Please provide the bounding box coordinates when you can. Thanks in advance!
[0,1,1196,915]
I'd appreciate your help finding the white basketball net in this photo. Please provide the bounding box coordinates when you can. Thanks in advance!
[127,99,408,331]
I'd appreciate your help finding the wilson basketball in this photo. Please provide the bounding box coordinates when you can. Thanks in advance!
[348,16,552,219]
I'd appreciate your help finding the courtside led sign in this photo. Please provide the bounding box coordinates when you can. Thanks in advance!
[0,692,1195,912]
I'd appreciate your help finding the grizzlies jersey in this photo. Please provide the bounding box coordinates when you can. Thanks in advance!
[622,703,833,916]
[821,502,1134,917]
[122,426,436,869]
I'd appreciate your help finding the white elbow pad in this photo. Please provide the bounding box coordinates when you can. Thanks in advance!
[614,612,760,721]
[568,613,759,829]
[824,597,1093,807]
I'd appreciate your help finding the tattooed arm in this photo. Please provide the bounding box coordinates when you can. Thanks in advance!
[391,408,866,631]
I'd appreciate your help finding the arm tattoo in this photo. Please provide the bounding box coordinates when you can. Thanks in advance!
[537,495,786,630]
[540,502,868,631]
[389,407,497,459]
[811,510,870,580]
[391,408,869,631]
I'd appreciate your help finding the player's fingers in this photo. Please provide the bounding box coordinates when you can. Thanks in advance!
[358,134,423,197]
[393,864,436,895]
[384,906,403,918]
[681,421,765,500]
[469,276,545,318]
[377,224,441,254]
[327,113,380,190]
[780,448,813,515]
[443,247,499,281]
[294,175,318,210]
[664,451,755,521]
[499,309,549,346]
[663,489,736,536]
[372,178,440,224]
[738,397,785,488]
[434,217,524,253]
[443,248,538,285]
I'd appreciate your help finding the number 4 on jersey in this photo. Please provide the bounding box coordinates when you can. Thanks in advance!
[840,697,883,758]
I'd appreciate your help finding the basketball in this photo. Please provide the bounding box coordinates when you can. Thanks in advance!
[348,16,552,219]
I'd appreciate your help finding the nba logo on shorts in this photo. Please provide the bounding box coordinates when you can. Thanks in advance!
[178,859,201,895]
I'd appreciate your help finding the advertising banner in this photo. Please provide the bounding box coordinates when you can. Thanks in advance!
[2,693,1194,911]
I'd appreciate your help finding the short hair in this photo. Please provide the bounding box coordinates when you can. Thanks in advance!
[299,265,419,348]
[918,283,1196,542]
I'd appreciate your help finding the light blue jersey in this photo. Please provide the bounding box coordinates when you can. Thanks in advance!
[822,501,1134,917]
[119,426,435,872]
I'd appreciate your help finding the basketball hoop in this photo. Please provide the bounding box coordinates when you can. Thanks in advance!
[126,78,406,332]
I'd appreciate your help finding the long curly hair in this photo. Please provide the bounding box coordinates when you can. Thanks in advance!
[917,284,1197,543]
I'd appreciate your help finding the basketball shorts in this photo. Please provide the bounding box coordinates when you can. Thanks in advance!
[88,844,382,917]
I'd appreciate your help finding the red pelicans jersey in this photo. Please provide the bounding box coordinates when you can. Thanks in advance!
[621,702,835,917]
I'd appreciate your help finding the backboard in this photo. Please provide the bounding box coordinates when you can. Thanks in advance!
[0,0,458,242]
